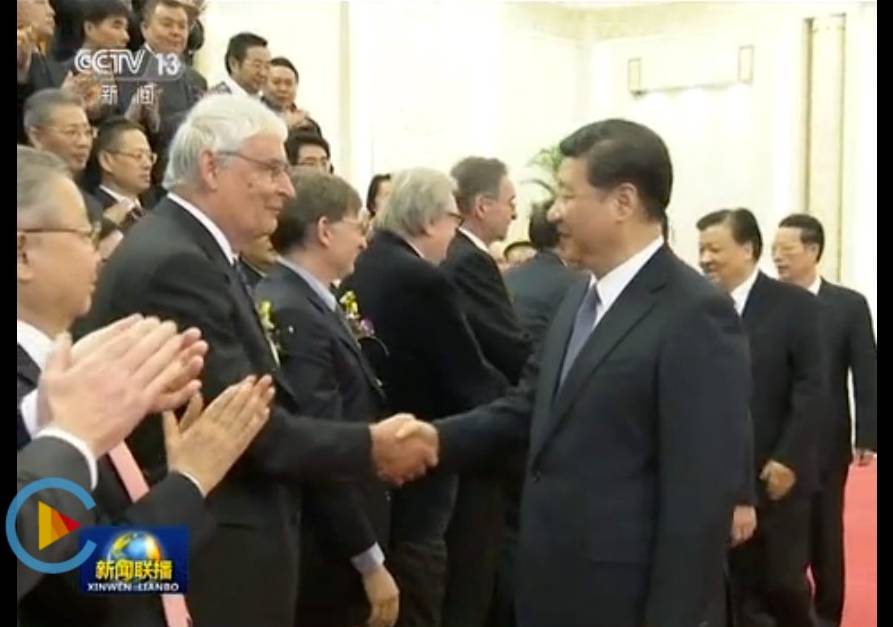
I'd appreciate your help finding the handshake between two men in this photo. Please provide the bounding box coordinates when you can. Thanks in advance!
[369,415,440,486]
[48,313,446,493]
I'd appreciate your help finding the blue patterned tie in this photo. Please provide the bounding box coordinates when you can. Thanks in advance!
[559,282,601,385]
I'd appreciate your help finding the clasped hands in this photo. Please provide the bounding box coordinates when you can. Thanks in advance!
[369,414,439,485]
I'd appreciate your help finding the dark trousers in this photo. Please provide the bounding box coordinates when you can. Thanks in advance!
[389,472,457,627]
[809,464,849,627]
[441,474,506,627]
[730,496,815,627]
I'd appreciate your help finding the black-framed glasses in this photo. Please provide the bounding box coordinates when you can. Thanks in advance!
[217,151,290,180]
[19,225,101,248]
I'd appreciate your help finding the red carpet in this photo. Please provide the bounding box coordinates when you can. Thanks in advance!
[842,464,877,627]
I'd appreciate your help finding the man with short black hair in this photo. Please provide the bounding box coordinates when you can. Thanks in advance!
[210,32,270,97]
[400,119,753,627]
[698,207,825,627]
[263,56,324,135]
[286,130,332,172]
[773,213,877,627]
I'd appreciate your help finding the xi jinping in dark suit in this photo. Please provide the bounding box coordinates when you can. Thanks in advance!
[407,120,753,627]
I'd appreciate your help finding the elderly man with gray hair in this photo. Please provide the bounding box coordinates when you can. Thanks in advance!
[78,95,437,627]
[342,168,508,627]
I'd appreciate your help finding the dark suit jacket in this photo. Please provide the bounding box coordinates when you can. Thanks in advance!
[341,230,506,533]
[815,279,877,467]
[79,196,373,627]
[504,249,583,352]
[238,259,266,292]
[442,231,531,384]
[16,437,95,602]
[257,263,391,615]
[435,246,752,627]
[15,347,213,627]
[741,273,825,498]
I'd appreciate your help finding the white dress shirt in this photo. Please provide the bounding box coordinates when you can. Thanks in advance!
[730,267,761,316]
[807,275,822,296]
[222,75,259,98]
[99,184,140,210]
[168,193,237,263]
[584,236,665,330]
[18,321,99,489]
[458,227,490,254]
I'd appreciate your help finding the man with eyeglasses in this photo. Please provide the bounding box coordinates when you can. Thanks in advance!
[257,171,400,627]
[79,94,439,627]
[90,117,155,230]
[24,88,104,223]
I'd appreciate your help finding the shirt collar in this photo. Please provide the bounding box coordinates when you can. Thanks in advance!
[223,75,257,98]
[458,227,490,254]
[99,185,139,208]
[591,236,664,313]
[167,193,237,264]
[730,266,761,315]
[17,320,54,370]
[807,275,822,295]
[277,258,337,311]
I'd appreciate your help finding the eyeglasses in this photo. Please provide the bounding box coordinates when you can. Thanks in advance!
[446,211,465,226]
[337,217,368,236]
[217,151,290,181]
[19,224,101,249]
[44,125,96,140]
[108,149,158,165]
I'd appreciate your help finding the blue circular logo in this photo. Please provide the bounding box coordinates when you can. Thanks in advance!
[7,478,97,574]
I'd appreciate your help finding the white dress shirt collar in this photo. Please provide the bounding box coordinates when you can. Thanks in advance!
[458,227,491,254]
[808,275,822,296]
[590,236,665,316]
[17,320,54,370]
[223,75,258,98]
[730,266,761,315]
[99,185,139,208]
[167,193,237,264]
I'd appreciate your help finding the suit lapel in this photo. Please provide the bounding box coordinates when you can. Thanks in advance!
[278,265,386,398]
[16,345,41,389]
[531,247,671,460]
[157,199,278,370]
[741,272,770,331]
[528,279,587,451]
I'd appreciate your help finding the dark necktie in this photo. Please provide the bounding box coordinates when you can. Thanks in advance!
[559,282,601,385]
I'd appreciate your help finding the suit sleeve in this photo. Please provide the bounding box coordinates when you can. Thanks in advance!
[275,307,377,558]
[144,253,371,483]
[848,293,877,451]
[435,352,537,472]
[646,293,752,627]
[771,293,826,475]
[444,253,532,384]
[419,272,508,413]
[16,437,96,601]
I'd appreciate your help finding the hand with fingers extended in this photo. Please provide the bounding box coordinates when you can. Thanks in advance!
[369,414,439,485]
[37,315,206,457]
[164,376,275,496]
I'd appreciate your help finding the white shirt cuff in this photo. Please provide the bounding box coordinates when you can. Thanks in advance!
[21,389,41,437]
[351,543,385,575]
[173,470,206,497]
[34,427,99,490]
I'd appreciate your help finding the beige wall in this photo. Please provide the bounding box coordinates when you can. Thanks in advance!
[198,0,876,326]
